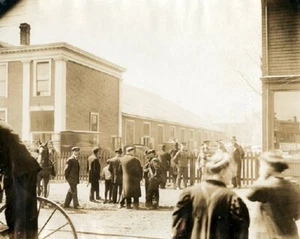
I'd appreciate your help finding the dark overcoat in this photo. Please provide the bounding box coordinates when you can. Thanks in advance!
[108,156,123,184]
[121,154,143,198]
[87,154,100,183]
[65,156,80,184]
[172,180,250,239]
[158,151,171,170]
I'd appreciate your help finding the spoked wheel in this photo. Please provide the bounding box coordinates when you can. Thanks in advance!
[0,196,78,239]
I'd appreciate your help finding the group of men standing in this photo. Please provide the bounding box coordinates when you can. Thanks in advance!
[62,136,245,209]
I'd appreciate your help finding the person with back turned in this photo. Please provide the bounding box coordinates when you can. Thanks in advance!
[87,147,101,201]
[0,121,41,239]
[172,151,250,239]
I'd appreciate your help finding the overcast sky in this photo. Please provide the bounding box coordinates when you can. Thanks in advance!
[0,0,262,123]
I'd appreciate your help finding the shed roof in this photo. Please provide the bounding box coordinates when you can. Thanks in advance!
[122,84,223,132]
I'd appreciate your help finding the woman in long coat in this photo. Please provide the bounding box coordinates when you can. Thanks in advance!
[247,151,300,239]
[120,147,143,209]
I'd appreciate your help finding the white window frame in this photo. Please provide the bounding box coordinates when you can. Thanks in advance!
[0,108,8,122]
[33,60,52,97]
[90,112,99,132]
[143,121,151,136]
[169,126,176,139]
[0,63,8,98]
[125,119,135,145]
[157,124,164,144]
[190,129,195,140]
[181,128,186,143]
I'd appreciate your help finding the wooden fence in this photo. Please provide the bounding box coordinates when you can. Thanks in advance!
[54,149,114,181]
[53,150,260,186]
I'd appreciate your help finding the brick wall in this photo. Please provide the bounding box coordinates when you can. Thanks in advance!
[66,61,120,148]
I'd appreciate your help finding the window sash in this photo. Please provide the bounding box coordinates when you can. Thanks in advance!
[35,62,50,96]
[0,65,7,97]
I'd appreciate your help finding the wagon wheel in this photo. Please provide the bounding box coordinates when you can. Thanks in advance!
[0,196,78,239]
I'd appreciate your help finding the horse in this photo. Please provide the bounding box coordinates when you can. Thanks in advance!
[37,141,52,197]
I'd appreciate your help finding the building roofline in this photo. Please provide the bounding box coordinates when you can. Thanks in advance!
[121,112,224,133]
[0,41,126,74]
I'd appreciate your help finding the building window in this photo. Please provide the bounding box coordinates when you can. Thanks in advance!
[0,108,7,122]
[170,126,176,140]
[158,125,164,144]
[34,61,51,96]
[125,120,135,145]
[181,128,186,143]
[197,131,202,146]
[143,122,151,136]
[190,129,194,140]
[90,113,99,132]
[0,64,8,98]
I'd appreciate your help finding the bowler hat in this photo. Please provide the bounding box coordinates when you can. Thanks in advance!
[203,140,210,144]
[72,146,80,152]
[230,136,237,142]
[259,151,289,173]
[115,148,123,153]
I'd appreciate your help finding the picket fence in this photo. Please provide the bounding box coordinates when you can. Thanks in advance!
[53,150,260,186]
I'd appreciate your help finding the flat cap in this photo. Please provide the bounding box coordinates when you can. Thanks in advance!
[72,146,80,152]
[147,149,155,155]
[126,146,135,153]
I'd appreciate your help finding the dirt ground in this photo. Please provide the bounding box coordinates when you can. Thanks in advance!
[45,181,299,239]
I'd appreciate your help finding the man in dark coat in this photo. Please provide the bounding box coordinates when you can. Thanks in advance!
[119,146,143,209]
[64,146,81,209]
[172,151,250,239]
[157,145,171,189]
[169,142,180,189]
[107,148,123,204]
[0,121,41,239]
[197,140,211,182]
[230,136,245,188]
[87,147,101,201]
[144,149,163,209]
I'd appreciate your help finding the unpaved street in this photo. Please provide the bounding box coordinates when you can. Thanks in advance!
[46,181,299,239]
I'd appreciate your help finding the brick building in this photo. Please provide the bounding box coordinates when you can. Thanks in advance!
[0,23,224,153]
[0,23,124,152]
[122,84,225,152]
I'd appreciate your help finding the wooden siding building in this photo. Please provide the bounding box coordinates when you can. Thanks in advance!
[261,0,300,152]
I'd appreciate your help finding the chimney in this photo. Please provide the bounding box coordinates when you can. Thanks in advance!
[19,23,31,45]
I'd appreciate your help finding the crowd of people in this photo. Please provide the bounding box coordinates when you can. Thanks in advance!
[0,120,299,238]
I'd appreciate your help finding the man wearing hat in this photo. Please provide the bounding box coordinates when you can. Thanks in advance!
[197,140,211,182]
[119,146,143,209]
[229,136,245,188]
[87,147,101,201]
[172,151,250,238]
[169,142,180,189]
[144,149,163,209]
[173,144,189,190]
[216,139,227,153]
[157,145,171,189]
[64,146,82,209]
[107,148,123,204]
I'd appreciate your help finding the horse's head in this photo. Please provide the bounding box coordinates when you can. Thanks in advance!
[37,141,50,166]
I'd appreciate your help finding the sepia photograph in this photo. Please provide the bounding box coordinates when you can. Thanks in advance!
[0,0,299,238]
